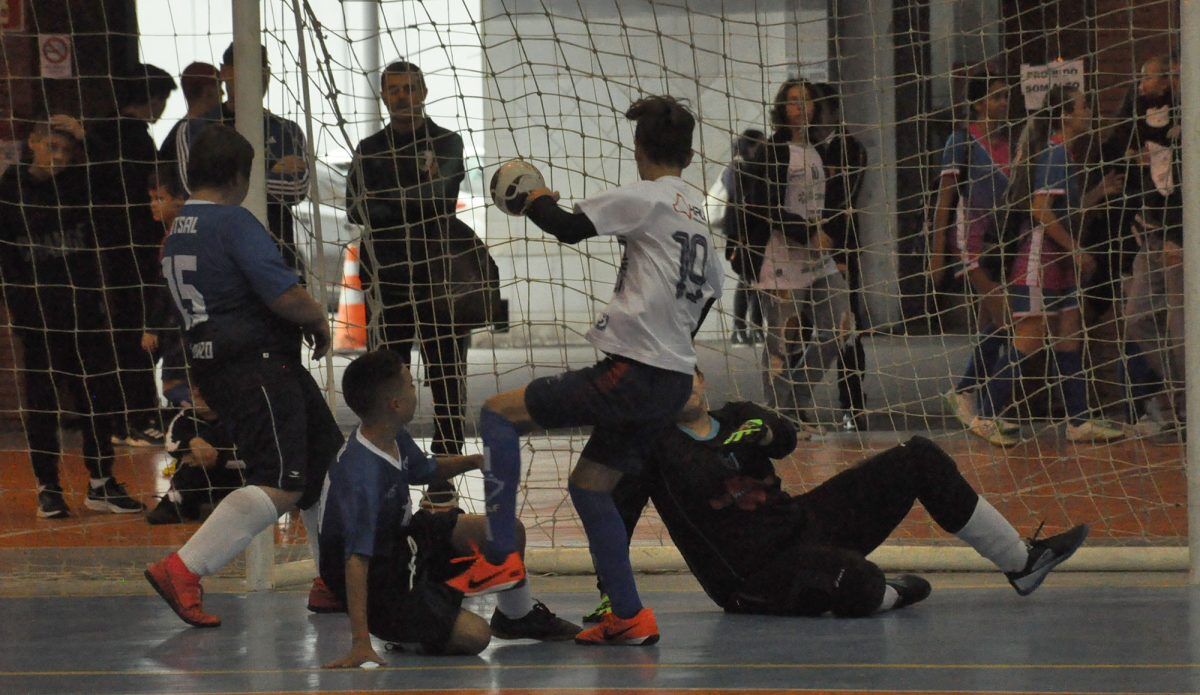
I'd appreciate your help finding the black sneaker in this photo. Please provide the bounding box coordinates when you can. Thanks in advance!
[126,426,165,448]
[490,600,581,641]
[1005,523,1089,596]
[36,485,70,519]
[145,498,185,525]
[886,574,931,610]
[85,479,145,514]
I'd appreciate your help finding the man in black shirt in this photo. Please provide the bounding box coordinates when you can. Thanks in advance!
[590,370,1089,619]
[0,117,142,518]
[89,63,178,447]
[346,60,471,509]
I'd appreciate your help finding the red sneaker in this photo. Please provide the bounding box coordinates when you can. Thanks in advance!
[144,552,221,628]
[574,607,659,646]
[306,577,345,613]
[445,544,526,596]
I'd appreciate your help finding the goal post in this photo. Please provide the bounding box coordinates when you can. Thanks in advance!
[0,0,1187,592]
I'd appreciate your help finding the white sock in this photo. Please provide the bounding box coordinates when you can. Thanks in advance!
[955,498,1028,573]
[167,489,183,504]
[496,580,534,619]
[89,477,109,490]
[875,584,899,613]
[178,485,280,576]
[299,505,321,566]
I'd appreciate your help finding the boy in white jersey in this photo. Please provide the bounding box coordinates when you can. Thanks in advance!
[444,96,723,646]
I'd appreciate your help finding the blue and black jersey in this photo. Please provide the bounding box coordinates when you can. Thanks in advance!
[160,200,300,368]
[317,427,438,597]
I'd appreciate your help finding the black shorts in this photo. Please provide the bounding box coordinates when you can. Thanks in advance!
[194,355,344,509]
[365,510,465,652]
[524,355,693,474]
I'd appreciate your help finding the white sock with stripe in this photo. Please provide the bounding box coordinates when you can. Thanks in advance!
[178,485,280,576]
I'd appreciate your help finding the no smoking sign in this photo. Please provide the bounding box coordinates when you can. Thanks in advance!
[39,34,72,79]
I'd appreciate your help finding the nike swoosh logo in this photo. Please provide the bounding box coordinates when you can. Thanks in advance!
[468,571,505,589]
[606,624,635,640]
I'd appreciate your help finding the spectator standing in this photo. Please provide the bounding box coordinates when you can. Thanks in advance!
[721,128,765,345]
[743,78,853,435]
[812,82,869,431]
[89,63,177,447]
[159,62,222,168]
[0,117,142,518]
[345,60,471,510]
[929,73,1019,446]
[977,86,1125,444]
[176,44,310,272]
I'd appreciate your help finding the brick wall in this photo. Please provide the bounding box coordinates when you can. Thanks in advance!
[1002,0,1178,121]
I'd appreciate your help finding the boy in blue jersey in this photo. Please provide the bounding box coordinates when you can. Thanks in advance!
[320,350,578,667]
[145,124,344,628]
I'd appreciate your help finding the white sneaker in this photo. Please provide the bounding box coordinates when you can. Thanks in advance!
[1065,419,1125,443]
[968,417,1019,447]
[944,390,977,428]
[1130,414,1167,438]
[996,419,1021,436]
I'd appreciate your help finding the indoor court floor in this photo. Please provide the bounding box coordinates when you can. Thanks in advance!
[2,573,1200,694]
[0,428,1193,694]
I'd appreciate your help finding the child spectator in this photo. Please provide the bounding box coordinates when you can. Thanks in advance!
[147,387,245,525]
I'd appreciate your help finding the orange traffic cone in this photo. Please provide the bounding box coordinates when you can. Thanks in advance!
[333,243,367,353]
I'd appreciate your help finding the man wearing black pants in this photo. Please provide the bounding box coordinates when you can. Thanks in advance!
[0,117,142,518]
[90,64,178,446]
[346,60,471,510]
[586,370,1089,620]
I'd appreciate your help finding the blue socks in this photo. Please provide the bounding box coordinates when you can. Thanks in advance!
[1054,349,1088,424]
[480,408,520,563]
[569,483,642,619]
[981,344,1020,419]
[956,328,1006,394]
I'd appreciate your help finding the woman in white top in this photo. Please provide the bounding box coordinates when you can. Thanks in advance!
[744,78,853,435]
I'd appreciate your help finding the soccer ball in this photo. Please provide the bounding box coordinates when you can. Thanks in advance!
[489,159,546,216]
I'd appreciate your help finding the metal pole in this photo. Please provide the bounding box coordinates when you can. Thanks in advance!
[233,0,274,591]
[1183,0,1199,584]
[363,0,383,130]
[291,0,338,414]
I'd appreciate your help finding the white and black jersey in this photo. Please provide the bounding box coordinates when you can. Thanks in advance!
[756,142,838,290]
[575,176,724,374]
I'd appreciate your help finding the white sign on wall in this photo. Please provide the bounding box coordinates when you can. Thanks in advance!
[1020,59,1085,111]
[39,34,73,79]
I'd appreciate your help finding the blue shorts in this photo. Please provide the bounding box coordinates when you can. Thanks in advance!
[524,356,693,474]
[1009,285,1079,318]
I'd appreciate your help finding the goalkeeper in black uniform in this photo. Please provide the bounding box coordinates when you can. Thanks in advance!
[586,369,1089,620]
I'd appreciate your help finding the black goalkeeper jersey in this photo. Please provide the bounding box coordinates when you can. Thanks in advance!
[623,401,802,605]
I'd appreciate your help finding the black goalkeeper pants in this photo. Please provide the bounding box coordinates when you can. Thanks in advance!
[16,327,120,487]
[728,436,980,617]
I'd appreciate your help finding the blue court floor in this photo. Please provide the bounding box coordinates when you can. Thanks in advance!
[2,573,1199,694]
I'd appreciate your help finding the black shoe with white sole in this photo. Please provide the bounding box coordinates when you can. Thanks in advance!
[37,484,70,519]
[1005,523,1089,596]
[490,601,581,641]
[85,479,145,514]
[886,574,931,610]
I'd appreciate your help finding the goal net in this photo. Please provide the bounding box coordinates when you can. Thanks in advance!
[0,0,1184,591]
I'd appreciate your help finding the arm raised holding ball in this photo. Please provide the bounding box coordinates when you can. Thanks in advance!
[490,160,598,243]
